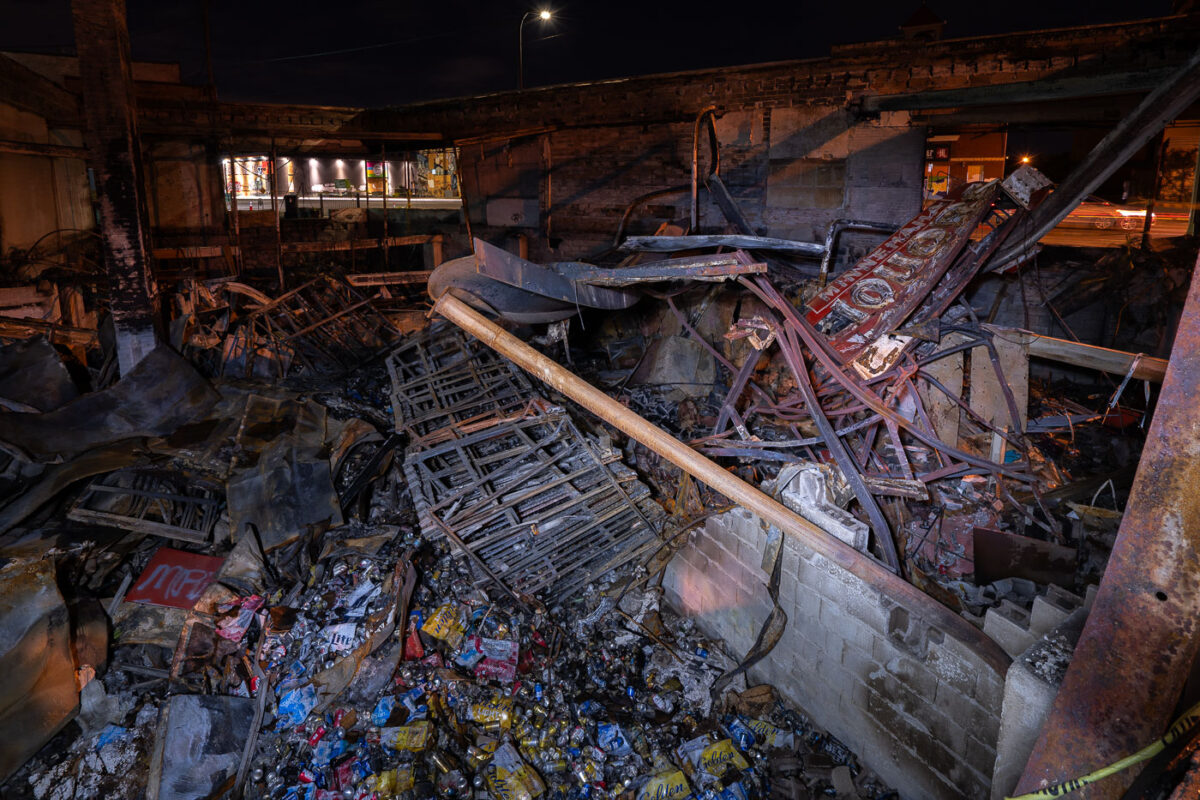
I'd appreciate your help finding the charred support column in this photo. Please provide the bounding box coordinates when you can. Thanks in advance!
[72,0,157,373]
[1016,249,1200,797]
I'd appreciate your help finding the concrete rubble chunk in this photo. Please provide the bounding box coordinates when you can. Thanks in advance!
[774,463,870,552]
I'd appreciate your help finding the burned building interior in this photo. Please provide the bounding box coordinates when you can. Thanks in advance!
[2,1,1200,798]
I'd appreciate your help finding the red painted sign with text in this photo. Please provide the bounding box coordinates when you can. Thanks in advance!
[125,547,224,609]
[805,180,1000,363]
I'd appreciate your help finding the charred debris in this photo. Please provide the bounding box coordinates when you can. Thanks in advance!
[0,80,1197,800]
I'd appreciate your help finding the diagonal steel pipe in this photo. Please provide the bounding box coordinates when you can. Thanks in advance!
[431,290,1010,675]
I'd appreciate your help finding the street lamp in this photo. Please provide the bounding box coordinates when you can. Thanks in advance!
[518,9,552,90]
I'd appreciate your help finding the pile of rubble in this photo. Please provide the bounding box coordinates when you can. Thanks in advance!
[0,151,1194,799]
[0,312,900,800]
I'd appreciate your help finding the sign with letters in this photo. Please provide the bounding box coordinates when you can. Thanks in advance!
[806,180,1000,363]
[125,547,224,609]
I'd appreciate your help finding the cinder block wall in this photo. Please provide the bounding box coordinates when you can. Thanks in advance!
[663,508,1006,800]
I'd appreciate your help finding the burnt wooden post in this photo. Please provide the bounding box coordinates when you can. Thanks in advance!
[72,0,158,373]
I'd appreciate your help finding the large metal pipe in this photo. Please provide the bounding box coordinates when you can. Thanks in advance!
[432,291,1010,673]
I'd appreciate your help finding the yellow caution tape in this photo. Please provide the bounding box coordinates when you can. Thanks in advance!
[1006,699,1200,800]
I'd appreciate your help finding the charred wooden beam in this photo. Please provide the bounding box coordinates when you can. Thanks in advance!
[72,0,157,373]
[0,138,87,159]
[988,326,1169,383]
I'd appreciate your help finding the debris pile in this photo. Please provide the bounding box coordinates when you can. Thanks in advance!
[0,132,1193,799]
[0,315,898,800]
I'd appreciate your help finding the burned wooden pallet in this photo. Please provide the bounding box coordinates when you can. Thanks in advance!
[385,322,534,444]
[222,275,400,378]
[404,410,663,601]
[68,469,225,544]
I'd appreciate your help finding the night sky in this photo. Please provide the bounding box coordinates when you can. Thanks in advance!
[0,0,1179,108]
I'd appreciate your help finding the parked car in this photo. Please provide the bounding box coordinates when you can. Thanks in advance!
[1063,195,1146,230]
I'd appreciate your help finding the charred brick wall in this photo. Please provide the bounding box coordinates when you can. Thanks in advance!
[663,508,1007,800]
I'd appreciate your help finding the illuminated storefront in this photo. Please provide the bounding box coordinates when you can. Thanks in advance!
[222,149,459,212]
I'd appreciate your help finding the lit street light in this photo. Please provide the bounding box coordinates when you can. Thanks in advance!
[518,9,552,90]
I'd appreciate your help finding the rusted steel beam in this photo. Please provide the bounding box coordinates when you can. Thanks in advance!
[72,0,158,373]
[1016,249,1200,798]
[432,291,1011,674]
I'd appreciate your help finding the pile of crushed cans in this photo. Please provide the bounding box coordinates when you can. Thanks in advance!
[10,475,895,800]
[238,532,895,800]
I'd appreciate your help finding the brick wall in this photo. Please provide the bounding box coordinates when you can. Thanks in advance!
[366,17,1196,137]
[663,508,1007,800]
[462,107,924,264]
[368,15,1197,264]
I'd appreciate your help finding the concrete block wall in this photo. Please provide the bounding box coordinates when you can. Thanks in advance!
[470,106,924,264]
[663,508,1007,800]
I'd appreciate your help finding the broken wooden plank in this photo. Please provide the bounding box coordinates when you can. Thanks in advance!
[346,271,433,287]
[0,315,96,347]
[918,332,969,447]
[969,329,1030,437]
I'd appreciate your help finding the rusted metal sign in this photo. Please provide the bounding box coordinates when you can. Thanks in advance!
[125,547,223,609]
[805,180,1000,362]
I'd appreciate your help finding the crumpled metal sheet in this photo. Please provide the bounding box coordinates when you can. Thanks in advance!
[0,346,219,463]
[146,694,254,800]
[0,336,78,412]
[225,395,343,552]
[472,238,640,310]
[429,257,587,325]
[0,559,80,782]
